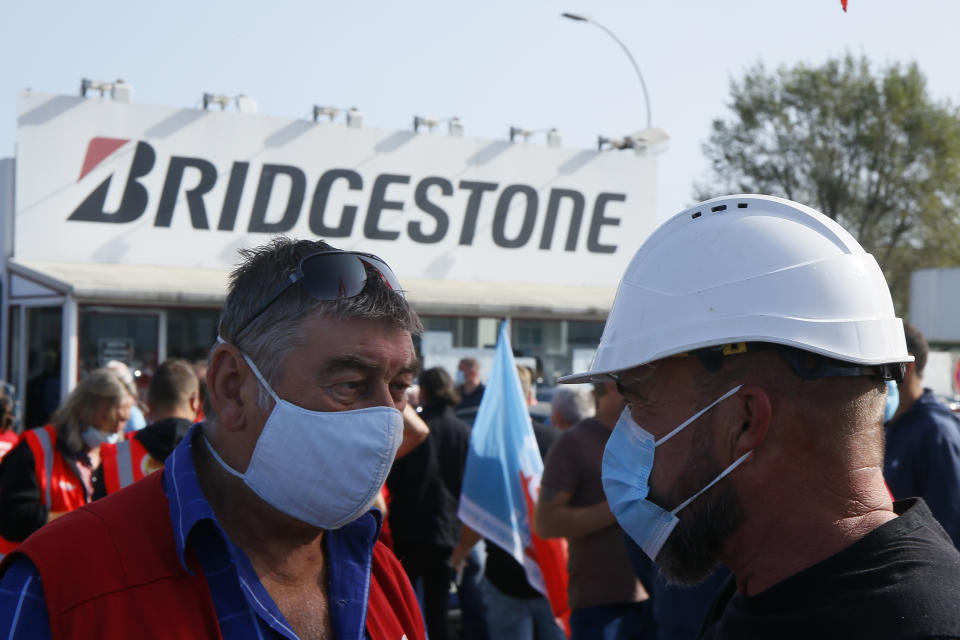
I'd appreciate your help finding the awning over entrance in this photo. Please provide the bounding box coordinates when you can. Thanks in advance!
[7,259,616,319]
[9,259,230,306]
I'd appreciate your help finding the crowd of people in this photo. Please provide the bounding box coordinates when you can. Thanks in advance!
[0,357,205,553]
[0,195,958,638]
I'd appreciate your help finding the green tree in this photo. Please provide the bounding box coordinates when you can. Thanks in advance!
[697,54,960,314]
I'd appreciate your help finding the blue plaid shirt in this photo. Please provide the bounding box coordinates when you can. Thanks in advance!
[0,424,384,639]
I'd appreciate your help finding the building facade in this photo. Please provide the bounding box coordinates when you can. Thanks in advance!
[3,89,661,419]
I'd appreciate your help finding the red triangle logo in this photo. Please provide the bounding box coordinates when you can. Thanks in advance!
[78,137,130,181]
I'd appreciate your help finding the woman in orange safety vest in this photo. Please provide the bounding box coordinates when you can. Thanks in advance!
[0,369,133,550]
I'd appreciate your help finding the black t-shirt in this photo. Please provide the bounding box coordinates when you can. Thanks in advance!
[484,419,561,599]
[456,384,486,411]
[700,498,960,639]
[387,404,471,552]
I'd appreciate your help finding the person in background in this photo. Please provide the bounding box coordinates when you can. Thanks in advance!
[105,360,147,432]
[883,322,960,547]
[387,367,471,640]
[0,238,426,639]
[191,358,208,422]
[375,403,431,551]
[0,369,133,543]
[93,358,201,498]
[24,349,59,430]
[454,365,565,640]
[550,385,596,431]
[535,382,649,640]
[405,384,421,409]
[622,537,728,640]
[456,357,486,411]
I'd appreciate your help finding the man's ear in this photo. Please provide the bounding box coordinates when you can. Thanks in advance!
[728,384,772,461]
[207,343,251,432]
[902,361,917,385]
[188,392,201,421]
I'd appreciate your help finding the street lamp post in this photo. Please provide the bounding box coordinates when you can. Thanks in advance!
[561,12,652,130]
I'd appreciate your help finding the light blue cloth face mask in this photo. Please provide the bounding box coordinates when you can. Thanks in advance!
[602,385,750,561]
[204,340,403,530]
[82,426,122,448]
[884,380,900,423]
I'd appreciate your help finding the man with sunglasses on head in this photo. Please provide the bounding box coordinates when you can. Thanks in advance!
[559,195,960,639]
[0,238,427,640]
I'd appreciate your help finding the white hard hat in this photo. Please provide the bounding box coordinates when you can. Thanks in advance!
[560,194,912,383]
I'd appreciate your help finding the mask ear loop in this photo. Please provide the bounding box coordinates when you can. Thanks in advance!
[656,385,743,447]
[216,336,280,404]
[671,450,752,516]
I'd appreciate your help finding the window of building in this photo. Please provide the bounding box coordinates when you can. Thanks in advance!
[420,315,603,386]
[78,309,159,376]
[23,307,62,429]
[166,308,220,361]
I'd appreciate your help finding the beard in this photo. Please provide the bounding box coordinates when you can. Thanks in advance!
[650,442,744,586]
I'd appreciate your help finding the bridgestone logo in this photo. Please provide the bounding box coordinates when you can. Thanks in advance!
[69,138,626,253]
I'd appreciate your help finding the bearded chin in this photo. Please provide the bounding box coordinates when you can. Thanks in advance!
[654,479,742,586]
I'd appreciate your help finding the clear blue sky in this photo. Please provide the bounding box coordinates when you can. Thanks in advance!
[2,0,958,221]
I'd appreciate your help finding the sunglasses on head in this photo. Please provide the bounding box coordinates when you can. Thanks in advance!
[230,250,403,339]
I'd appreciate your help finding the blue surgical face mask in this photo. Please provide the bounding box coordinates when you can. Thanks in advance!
[884,380,900,423]
[602,385,750,561]
[883,380,900,424]
[82,426,122,449]
[204,340,403,530]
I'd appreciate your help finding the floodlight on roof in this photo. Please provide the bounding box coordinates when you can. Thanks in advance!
[313,105,341,121]
[414,116,464,136]
[202,92,257,114]
[80,78,133,102]
[598,127,670,154]
[510,126,561,145]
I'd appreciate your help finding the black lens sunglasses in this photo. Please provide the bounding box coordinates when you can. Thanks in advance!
[229,250,403,339]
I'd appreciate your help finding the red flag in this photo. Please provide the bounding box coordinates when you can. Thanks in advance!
[841,0,848,11]
[522,470,571,636]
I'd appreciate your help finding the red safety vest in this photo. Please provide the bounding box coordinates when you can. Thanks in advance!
[0,426,88,560]
[100,437,156,494]
[22,425,87,514]
[0,429,18,462]
[3,472,426,640]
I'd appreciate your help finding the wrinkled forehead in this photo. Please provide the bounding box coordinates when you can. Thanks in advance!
[297,314,417,368]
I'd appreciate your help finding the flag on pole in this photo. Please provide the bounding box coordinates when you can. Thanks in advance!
[458,320,570,634]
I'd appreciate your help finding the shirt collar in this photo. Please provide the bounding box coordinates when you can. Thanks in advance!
[163,423,383,572]
[164,424,218,571]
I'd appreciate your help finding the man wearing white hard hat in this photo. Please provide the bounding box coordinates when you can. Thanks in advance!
[560,195,960,638]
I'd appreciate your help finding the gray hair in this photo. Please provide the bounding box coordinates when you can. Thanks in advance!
[211,237,421,413]
[53,369,132,453]
[104,360,136,396]
[552,385,596,425]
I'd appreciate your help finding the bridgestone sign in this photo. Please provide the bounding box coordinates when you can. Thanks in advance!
[15,91,658,287]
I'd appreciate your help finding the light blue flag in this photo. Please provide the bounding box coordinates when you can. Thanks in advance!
[458,320,568,605]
